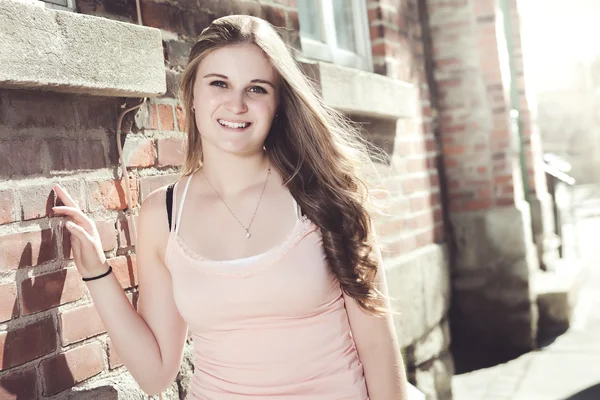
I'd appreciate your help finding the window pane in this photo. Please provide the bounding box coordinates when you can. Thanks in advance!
[332,0,357,52]
[298,0,324,42]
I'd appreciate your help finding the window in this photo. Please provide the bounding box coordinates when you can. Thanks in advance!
[41,0,75,11]
[297,0,373,71]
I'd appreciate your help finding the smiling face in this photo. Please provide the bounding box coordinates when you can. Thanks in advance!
[192,43,281,157]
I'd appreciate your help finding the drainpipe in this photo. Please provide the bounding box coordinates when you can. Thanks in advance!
[499,0,531,202]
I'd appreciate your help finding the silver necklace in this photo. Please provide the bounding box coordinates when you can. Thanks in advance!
[203,166,271,239]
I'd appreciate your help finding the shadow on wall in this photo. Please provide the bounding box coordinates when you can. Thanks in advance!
[0,89,126,397]
[563,383,600,400]
[1,233,75,398]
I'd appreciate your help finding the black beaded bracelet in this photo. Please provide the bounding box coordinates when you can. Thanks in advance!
[82,265,113,282]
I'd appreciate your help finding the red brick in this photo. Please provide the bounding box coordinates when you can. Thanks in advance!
[387,236,417,258]
[370,24,384,41]
[123,137,156,168]
[463,199,493,211]
[107,338,122,369]
[401,176,430,194]
[63,220,117,259]
[378,218,405,238]
[139,174,179,201]
[372,42,387,57]
[149,104,159,130]
[20,268,85,315]
[157,104,175,131]
[494,174,512,184]
[406,158,428,173]
[0,318,57,370]
[109,255,138,290]
[60,304,106,346]
[0,367,37,399]
[22,181,84,220]
[87,176,138,212]
[443,145,465,155]
[0,140,46,177]
[406,212,435,231]
[0,283,18,323]
[41,342,104,396]
[175,104,186,132]
[0,189,15,225]
[497,197,515,207]
[0,229,57,270]
[416,228,435,247]
[157,138,186,167]
[409,194,433,213]
[368,7,382,24]
[96,220,118,251]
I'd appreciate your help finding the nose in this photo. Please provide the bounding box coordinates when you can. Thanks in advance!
[224,90,248,114]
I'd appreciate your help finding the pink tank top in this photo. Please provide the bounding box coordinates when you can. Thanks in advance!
[164,175,369,399]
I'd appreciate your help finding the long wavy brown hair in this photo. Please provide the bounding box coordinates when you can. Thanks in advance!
[178,15,388,315]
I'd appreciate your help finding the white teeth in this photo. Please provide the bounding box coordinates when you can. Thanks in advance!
[218,119,250,129]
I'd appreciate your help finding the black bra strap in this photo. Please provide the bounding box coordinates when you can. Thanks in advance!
[166,183,175,232]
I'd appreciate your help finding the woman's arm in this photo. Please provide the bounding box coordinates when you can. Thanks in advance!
[343,244,408,400]
[53,185,188,395]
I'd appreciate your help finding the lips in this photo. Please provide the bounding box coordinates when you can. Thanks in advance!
[218,119,251,129]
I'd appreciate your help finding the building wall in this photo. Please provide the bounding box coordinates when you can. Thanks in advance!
[424,0,547,370]
[0,0,452,398]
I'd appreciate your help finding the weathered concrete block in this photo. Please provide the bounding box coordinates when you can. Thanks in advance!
[411,351,454,400]
[535,259,587,341]
[409,320,452,367]
[450,203,539,352]
[0,0,166,97]
[385,244,450,348]
[299,61,417,119]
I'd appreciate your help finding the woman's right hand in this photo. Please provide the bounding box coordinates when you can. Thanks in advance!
[52,184,109,279]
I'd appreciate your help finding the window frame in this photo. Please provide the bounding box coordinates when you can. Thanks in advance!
[41,0,76,11]
[298,0,373,72]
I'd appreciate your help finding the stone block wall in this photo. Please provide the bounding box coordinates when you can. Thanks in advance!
[0,0,453,398]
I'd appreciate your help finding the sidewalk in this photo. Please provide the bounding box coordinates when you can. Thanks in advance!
[452,214,600,400]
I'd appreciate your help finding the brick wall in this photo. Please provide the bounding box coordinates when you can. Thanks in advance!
[0,1,299,398]
[367,0,445,251]
[0,90,147,397]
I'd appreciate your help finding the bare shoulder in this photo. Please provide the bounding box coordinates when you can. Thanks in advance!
[138,184,174,256]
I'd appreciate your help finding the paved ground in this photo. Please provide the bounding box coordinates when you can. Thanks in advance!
[452,209,600,400]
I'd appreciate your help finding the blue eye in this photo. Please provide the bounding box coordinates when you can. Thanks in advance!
[249,86,267,94]
[210,80,227,88]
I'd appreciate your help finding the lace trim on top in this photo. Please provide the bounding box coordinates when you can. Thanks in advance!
[166,215,318,278]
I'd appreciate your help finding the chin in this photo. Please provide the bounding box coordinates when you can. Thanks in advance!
[218,141,265,156]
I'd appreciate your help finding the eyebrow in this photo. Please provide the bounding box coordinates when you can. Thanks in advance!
[203,73,276,90]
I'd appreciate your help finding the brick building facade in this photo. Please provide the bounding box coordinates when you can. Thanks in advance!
[0,0,555,398]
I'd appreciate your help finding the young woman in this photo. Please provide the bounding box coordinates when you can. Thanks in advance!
[53,15,408,400]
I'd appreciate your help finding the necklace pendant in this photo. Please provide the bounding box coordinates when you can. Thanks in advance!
[245,231,251,238]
